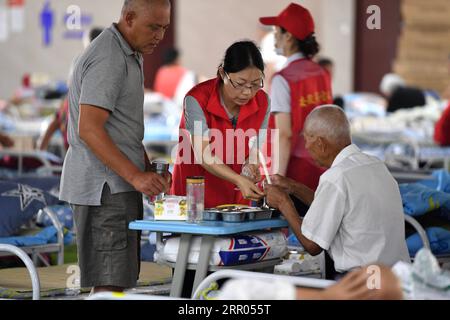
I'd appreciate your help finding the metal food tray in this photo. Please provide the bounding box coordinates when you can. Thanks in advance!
[221,211,246,222]
[203,207,274,222]
[245,209,272,220]
[202,210,222,221]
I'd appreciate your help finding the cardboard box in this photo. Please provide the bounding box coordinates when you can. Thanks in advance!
[394,1,450,95]
[154,196,187,221]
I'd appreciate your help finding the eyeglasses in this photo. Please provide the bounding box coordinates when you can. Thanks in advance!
[224,71,264,92]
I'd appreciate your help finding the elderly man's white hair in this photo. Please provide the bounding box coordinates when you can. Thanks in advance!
[380,73,405,97]
[304,105,351,147]
[122,0,170,14]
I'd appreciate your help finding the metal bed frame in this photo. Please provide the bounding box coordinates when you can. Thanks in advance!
[0,149,63,176]
[86,270,335,301]
[0,244,40,300]
[0,206,65,266]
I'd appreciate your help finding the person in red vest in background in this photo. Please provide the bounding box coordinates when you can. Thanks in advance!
[259,3,332,215]
[153,47,197,107]
[434,102,450,146]
[171,41,270,208]
[10,73,35,106]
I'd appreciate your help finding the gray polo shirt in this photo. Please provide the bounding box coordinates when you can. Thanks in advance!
[60,23,145,206]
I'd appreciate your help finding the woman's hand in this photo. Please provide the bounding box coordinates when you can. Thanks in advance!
[241,163,261,183]
[236,176,265,201]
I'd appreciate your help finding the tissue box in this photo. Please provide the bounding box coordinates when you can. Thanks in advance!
[154,196,187,220]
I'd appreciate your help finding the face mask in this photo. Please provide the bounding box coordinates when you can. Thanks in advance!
[274,28,288,56]
[275,47,284,56]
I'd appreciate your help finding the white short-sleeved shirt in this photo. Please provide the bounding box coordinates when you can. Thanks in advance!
[301,144,410,272]
[270,52,304,113]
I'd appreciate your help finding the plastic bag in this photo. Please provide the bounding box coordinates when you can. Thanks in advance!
[392,248,450,300]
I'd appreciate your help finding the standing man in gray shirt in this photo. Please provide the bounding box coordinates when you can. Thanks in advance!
[60,0,171,294]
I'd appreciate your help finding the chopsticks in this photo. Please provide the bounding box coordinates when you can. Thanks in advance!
[249,136,271,185]
[258,150,272,185]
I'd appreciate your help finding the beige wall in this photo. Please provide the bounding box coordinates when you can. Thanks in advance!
[319,0,356,95]
[0,0,123,99]
[176,0,355,95]
[0,0,355,99]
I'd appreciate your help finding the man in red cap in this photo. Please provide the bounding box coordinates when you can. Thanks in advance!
[260,3,332,215]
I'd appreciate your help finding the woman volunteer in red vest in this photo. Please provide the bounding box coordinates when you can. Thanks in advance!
[171,41,269,208]
[259,3,332,211]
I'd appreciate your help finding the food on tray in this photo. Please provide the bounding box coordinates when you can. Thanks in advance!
[215,204,251,212]
[203,204,273,222]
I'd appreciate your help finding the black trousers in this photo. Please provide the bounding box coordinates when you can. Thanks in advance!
[324,251,342,280]
[175,269,221,298]
[177,269,196,298]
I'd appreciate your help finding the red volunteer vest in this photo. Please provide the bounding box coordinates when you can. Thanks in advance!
[154,65,188,99]
[434,102,450,146]
[170,78,269,208]
[268,58,332,190]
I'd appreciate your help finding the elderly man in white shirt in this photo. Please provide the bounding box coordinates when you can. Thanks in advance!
[265,105,410,277]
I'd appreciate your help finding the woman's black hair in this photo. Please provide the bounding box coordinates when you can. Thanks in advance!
[280,27,320,59]
[217,41,264,79]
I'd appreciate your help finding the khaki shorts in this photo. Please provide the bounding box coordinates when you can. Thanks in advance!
[72,184,143,288]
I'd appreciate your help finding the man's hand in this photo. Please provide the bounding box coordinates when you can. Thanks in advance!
[163,171,172,186]
[241,163,261,184]
[266,185,321,256]
[130,171,170,198]
[270,174,314,206]
[265,184,292,210]
[270,174,294,193]
[317,265,403,300]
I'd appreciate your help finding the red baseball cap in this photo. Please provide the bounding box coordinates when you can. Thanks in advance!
[259,3,315,41]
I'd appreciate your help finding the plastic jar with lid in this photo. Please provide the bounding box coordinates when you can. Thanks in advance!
[186,176,205,223]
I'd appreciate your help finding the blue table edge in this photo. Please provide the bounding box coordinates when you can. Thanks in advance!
[129,218,289,235]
